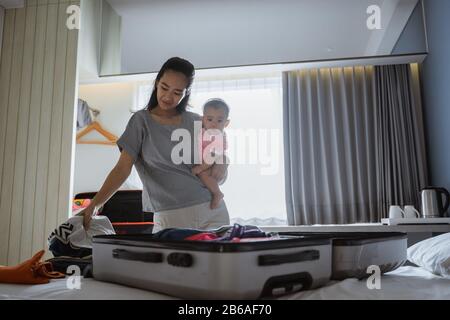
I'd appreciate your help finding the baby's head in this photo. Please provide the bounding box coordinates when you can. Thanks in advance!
[202,98,230,131]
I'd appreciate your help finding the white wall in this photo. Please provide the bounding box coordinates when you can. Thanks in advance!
[421,0,450,196]
[78,0,102,81]
[76,82,143,196]
[78,0,121,82]
[0,0,79,265]
[100,0,121,75]
[115,0,374,73]
[104,0,420,75]
[392,0,427,54]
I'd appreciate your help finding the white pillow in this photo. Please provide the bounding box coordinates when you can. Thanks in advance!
[407,232,450,277]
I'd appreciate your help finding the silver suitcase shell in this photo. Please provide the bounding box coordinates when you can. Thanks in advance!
[281,232,407,280]
[92,234,332,299]
[330,232,407,280]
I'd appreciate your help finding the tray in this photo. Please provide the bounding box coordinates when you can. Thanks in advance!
[381,217,450,225]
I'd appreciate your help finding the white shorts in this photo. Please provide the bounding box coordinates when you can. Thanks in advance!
[152,200,230,233]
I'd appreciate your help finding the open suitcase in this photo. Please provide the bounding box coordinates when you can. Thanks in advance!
[281,232,408,280]
[92,234,332,299]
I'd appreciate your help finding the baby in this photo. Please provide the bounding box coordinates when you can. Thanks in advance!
[192,99,230,209]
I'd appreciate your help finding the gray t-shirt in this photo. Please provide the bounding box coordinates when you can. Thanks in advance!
[117,109,211,212]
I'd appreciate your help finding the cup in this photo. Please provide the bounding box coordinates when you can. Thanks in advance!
[403,205,421,218]
[389,205,405,219]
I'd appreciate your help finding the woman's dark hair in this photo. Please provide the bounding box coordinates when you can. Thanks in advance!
[146,57,195,113]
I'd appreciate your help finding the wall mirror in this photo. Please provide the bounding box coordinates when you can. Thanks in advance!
[94,0,427,77]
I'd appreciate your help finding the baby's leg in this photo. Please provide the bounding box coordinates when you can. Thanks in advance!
[198,169,224,209]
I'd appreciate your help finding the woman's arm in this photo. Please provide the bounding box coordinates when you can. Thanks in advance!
[82,150,134,228]
[211,155,229,185]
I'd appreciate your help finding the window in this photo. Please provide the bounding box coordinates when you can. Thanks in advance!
[136,74,287,225]
[190,75,287,225]
[131,82,150,112]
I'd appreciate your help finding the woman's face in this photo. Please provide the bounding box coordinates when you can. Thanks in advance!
[156,70,189,111]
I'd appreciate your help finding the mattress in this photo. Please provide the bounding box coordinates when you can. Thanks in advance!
[0,277,178,300]
[0,266,449,300]
[281,266,450,300]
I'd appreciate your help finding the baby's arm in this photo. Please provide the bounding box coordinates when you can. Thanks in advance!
[192,162,213,175]
[193,152,228,176]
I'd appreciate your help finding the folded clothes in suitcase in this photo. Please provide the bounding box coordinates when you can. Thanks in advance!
[281,232,408,280]
[92,232,332,299]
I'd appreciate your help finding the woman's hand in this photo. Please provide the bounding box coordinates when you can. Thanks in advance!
[211,161,229,185]
[81,205,97,230]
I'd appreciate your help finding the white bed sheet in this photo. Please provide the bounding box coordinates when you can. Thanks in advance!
[0,278,178,300]
[282,266,450,300]
[1,266,449,300]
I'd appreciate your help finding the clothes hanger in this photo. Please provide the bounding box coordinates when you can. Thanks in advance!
[76,107,118,146]
[76,122,118,146]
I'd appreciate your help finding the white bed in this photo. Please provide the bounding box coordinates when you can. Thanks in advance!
[1,266,449,300]
[282,266,450,300]
[0,277,179,300]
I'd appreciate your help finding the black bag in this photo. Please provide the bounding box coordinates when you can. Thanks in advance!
[75,190,153,223]
[46,257,93,278]
[75,190,153,234]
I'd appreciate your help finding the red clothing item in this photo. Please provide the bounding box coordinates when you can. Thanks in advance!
[185,233,219,241]
[230,237,281,243]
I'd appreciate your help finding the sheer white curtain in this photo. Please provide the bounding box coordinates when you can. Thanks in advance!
[190,75,287,225]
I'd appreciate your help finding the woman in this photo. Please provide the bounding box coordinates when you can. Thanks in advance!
[82,57,230,233]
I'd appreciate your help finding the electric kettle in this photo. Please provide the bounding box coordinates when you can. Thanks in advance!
[420,187,450,218]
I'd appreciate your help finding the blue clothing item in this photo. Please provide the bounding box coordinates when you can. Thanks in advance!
[48,238,92,258]
[216,224,268,241]
[77,99,92,130]
[152,228,203,241]
[46,257,93,278]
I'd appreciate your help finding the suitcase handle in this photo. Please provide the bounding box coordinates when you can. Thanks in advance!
[258,250,320,266]
[167,253,193,268]
[261,272,313,297]
[112,249,163,263]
